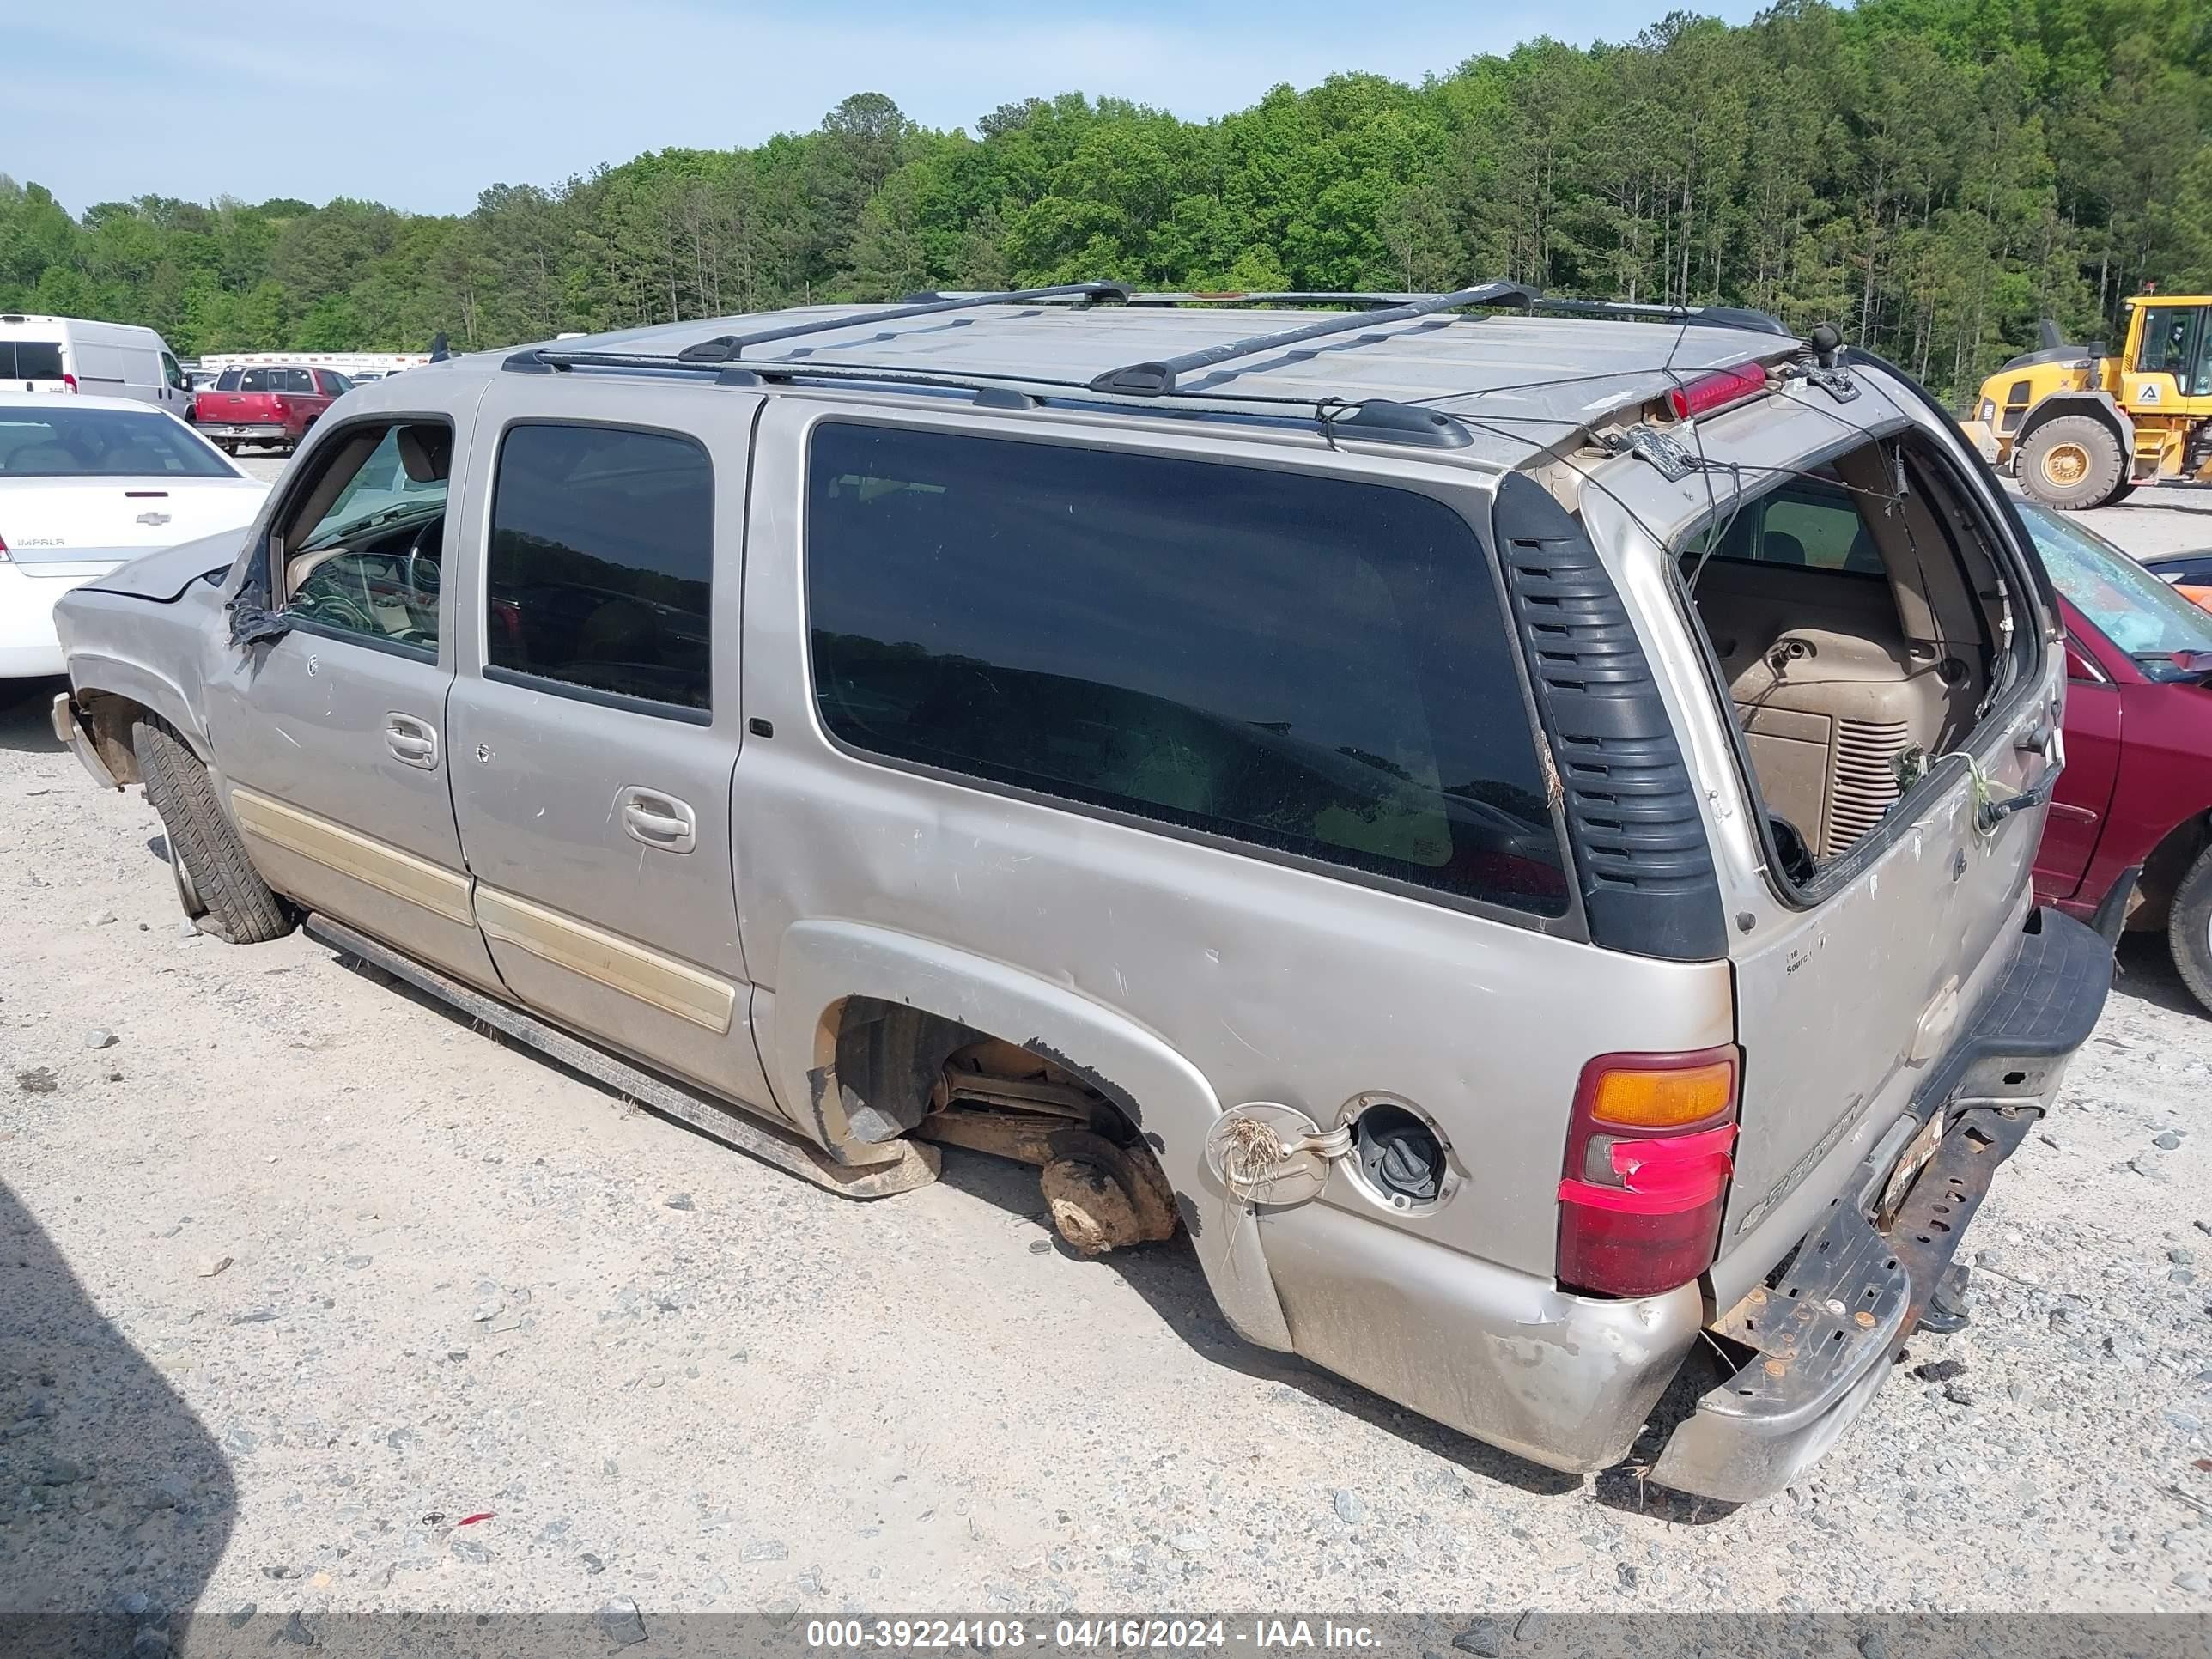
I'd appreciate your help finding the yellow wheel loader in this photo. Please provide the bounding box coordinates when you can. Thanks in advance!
[1962,294,2212,510]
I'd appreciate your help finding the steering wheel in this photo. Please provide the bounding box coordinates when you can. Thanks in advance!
[403,515,443,605]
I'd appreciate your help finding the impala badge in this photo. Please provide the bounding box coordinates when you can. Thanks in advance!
[135,510,171,526]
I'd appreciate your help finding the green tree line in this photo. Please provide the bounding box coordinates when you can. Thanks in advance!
[4,0,2208,400]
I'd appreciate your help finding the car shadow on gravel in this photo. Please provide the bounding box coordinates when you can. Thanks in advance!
[0,1179,236,1632]
[2112,931,2203,1021]
[0,676,68,756]
[930,1146,1585,1499]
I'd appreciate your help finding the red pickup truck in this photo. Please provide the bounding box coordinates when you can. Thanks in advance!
[192,365,351,455]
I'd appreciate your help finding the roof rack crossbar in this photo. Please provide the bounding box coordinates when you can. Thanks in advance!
[1086,281,1535,396]
[668,282,1130,365]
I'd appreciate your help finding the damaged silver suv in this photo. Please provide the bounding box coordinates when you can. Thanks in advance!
[50,283,2124,1501]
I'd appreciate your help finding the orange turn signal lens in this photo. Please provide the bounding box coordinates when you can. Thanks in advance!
[1588,1060,1735,1129]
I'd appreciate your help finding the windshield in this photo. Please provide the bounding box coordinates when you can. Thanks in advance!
[300,425,448,550]
[0,406,237,479]
[2018,501,2212,679]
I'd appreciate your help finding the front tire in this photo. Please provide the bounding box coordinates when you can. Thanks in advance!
[2019,415,2127,511]
[133,717,294,945]
[2169,848,2212,1016]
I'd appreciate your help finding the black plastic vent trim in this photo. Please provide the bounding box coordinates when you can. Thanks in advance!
[1492,471,1726,961]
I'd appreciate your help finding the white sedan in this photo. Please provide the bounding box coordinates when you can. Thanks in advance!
[0,392,268,676]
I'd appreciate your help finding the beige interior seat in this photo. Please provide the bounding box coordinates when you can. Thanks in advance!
[1692,559,1950,860]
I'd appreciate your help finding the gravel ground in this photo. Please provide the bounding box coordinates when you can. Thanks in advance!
[3,474,2211,1624]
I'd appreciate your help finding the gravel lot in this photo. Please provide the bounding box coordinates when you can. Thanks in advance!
[3,472,2211,1624]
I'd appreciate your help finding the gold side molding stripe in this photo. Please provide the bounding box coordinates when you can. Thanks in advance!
[231,788,475,927]
[474,885,736,1035]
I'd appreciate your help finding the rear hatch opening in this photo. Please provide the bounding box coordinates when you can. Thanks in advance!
[1670,428,2037,895]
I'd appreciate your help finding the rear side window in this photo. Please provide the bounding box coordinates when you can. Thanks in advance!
[0,342,65,380]
[484,423,714,718]
[1690,479,1883,577]
[282,368,314,393]
[805,422,1569,915]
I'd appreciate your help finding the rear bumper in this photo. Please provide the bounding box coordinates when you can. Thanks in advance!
[1646,902,2121,1502]
[199,422,289,441]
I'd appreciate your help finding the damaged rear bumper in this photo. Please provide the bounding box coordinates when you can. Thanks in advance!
[1647,901,2123,1503]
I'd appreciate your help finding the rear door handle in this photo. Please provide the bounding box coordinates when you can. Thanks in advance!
[619,788,697,854]
[385,714,439,770]
[1982,724,2066,830]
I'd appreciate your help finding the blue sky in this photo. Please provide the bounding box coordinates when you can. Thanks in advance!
[14,0,1764,216]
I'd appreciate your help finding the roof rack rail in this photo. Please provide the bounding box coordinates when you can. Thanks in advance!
[503,282,1131,375]
[1086,281,1534,397]
[1530,297,1792,337]
[671,282,1128,364]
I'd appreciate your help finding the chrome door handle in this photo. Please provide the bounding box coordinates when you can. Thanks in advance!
[385,714,438,770]
[619,789,697,854]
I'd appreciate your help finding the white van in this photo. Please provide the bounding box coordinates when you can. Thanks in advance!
[0,315,193,421]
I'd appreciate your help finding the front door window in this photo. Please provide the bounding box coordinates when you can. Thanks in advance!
[276,422,452,656]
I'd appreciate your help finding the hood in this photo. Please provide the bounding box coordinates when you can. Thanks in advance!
[82,526,252,603]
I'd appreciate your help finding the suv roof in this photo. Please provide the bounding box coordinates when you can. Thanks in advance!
[451,289,1802,470]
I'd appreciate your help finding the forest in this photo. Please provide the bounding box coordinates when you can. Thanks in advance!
[2,0,2208,400]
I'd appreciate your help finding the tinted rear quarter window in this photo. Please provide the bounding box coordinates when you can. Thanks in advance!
[485,423,715,718]
[804,422,1570,916]
[0,342,64,380]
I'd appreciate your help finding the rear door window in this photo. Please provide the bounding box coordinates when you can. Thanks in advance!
[483,423,715,718]
[804,422,1569,915]
[0,342,65,380]
[283,368,314,393]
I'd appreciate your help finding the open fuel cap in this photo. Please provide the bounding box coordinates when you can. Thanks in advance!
[1203,1103,1342,1206]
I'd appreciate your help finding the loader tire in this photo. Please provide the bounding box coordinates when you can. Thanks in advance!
[2019,415,2126,511]
[133,716,294,945]
[2168,846,2212,1018]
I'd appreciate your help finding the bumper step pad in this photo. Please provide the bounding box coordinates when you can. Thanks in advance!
[1647,906,2114,1503]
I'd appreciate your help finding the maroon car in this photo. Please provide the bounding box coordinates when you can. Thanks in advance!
[191,364,350,456]
[2020,501,2212,1010]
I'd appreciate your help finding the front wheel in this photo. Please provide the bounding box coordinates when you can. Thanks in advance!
[2168,846,2212,1015]
[2018,415,2127,511]
[133,716,295,945]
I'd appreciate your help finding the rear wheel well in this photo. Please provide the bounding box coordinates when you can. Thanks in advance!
[819,995,1141,1146]
[2017,394,2129,452]
[2132,811,2212,933]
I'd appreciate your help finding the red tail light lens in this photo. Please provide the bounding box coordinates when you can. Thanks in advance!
[1558,1046,1739,1297]
[62,373,78,393]
[1664,362,1765,421]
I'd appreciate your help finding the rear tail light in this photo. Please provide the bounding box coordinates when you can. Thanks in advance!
[0,532,10,562]
[1558,1046,1739,1297]
[1664,362,1765,421]
[62,373,78,393]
